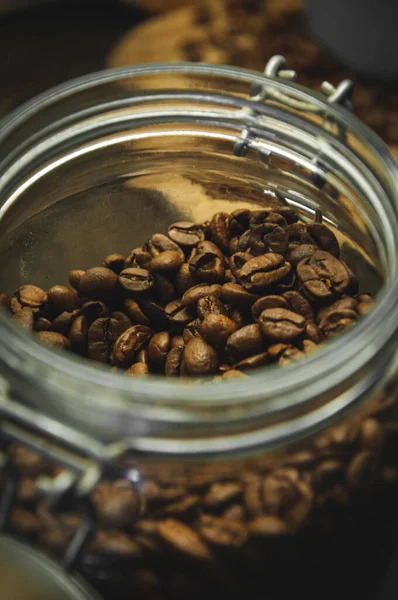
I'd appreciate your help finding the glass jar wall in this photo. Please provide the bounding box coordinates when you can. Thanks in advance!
[0,64,398,600]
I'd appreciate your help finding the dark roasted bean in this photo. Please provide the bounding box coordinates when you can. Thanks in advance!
[283,290,315,321]
[222,283,259,307]
[209,212,230,251]
[123,299,150,325]
[306,222,340,256]
[239,254,291,292]
[48,285,80,314]
[288,244,318,268]
[182,337,219,375]
[229,252,252,278]
[111,325,154,368]
[165,344,185,376]
[228,208,251,237]
[197,295,228,320]
[88,317,126,363]
[168,221,205,247]
[189,250,225,283]
[35,317,52,331]
[104,253,126,273]
[251,295,289,320]
[150,250,184,272]
[147,234,185,261]
[119,268,154,294]
[0,293,10,311]
[148,331,172,368]
[175,263,198,294]
[183,319,202,344]
[318,309,358,338]
[154,273,177,305]
[226,324,264,361]
[124,248,153,270]
[68,269,85,291]
[182,284,223,309]
[297,250,352,303]
[51,310,77,335]
[165,299,193,327]
[259,308,306,343]
[234,351,269,370]
[79,267,119,300]
[69,315,88,354]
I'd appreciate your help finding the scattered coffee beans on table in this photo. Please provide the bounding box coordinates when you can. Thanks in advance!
[1,206,374,378]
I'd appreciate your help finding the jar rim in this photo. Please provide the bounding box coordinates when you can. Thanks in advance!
[1,62,398,444]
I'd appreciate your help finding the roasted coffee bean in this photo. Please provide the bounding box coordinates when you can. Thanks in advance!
[228,237,240,255]
[69,315,88,354]
[259,308,306,343]
[196,295,228,320]
[189,250,225,283]
[262,223,289,255]
[12,307,34,331]
[137,349,149,363]
[165,344,185,376]
[11,446,50,476]
[111,325,154,368]
[306,222,340,257]
[171,336,184,348]
[157,519,212,560]
[229,252,252,278]
[288,244,318,268]
[209,212,230,251]
[111,311,132,332]
[251,295,289,320]
[297,250,352,303]
[346,451,380,490]
[283,290,314,321]
[124,248,153,270]
[154,273,177,305]
[79,267,119,300]
[104,253,126,274]
[226,324,264,361]
[48,285,80,314]
[91,530,142,556]
[312,460,345,492]
[51,310,77,335]
[221,369,248,379]
[182,284,223,309]
[230,308,247,328]
[68,269,85,291]
[287,221,306,242]
[234,351,269,370]
[317,297,358,322]
[123,299,150,325]
[150,250,184,272]
[278,346,306,366]
[203,482,242,510]
[304,322,322,343]
[11,507,41,535]
[77,300,109,323]
[318,309,358,338]
[359,419,384,452]
[36,331,71,350]
[222,283,259,307]
[276,206,299,224]
[357,301,373,316]
[147,234,185,261]
[199,515,247,548]
[239,254,291,292]
[183,319,202,344]
[196,240,225,261]
[11,285,48,313]
[168,221,205,247]
[119,268,154,294]
[35,317,52,331]
[91,480,141,527]
[163,495,200,521]
[139,299,169,329]
[148,332,171,368]
[302,339,319,354]
[182,337,218,376]
[88,317,125,363]
[0,292,9,310]
[165,299,193,327]
[228,208,251,237]
[175,263,197,295]
[200,314,238,346]
[248,515,288,537]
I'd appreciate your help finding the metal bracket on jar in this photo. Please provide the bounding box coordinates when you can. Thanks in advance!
[233,54,354,161]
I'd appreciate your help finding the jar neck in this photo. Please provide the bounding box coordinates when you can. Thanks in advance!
[0,64,398,456]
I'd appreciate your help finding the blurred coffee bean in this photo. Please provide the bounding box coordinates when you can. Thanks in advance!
[158,519,212,560]
[199,514,247,548]
[12,307,34,331]
[36,331,71,350]
[91,480,141,527]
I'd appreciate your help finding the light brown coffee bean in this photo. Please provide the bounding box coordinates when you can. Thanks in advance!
[91,530,142,556]
[11,285,48,313]
[125,363,149,376]
[239,254,291,292]
[12,307,34,331]
[200,314,238,346]
[150,250,184,272]
[183,319,202,344]
[346,450,380,490]
[182,338,218,376]
[35,317,52,331]
[248,516,288,537]
[222,283,259,307]
[148,332,172,368]
[182,284,223,308]
[229,252,252,278]
[157,519,212,560]
[283,290,314,321]
[0,293,9,311]
[222,369,248,379]
[297,250,352,303]
[147,234,185,261]
[196,295,228,320]
[36,331,71,350]
[79,267,119,300]
[47,285,81,314]
[234,351,269,370]
[203,482,242,509]
[91,480,141,527]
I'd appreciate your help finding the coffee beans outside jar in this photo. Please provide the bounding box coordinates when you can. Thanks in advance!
[0,207,374,379]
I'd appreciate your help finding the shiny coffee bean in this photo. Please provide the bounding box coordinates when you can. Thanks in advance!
[182,284,223,309]
[196,295,228,320]
[288,243,318,268]
[68,269,85,291]
[297,250,352,303]
[77,300,109,323]
[51,310,77,335]
[239,254,291,292]
[11,285,48,313]
[168,221,205,248]
[182,337,219,375]
[88,317,125,363]
[35,317,52,331]
[111,311,132,332]
[259,308,306,343]
[36,331,71,350]
[226,324,264,361]
[189,250,225,283]
[209,212,230,251]
[148,332,172,368]
[12,307,34,331]
[103,253,126,274]
[119,268,154,294]
[196,240,225,261]
[229,252,252,278]
[318,309,358,338]
[150,251,184,272]
[165,299,193,328]
[251,295,289,320]
[79,267,119,300]
[125,362,149,376]
[111,325,154,368]
[123,299,150,325]
[222,283,259,307]
[200,314,238,346]
[147,234,185,261]
[48,285,81,314]
[124,248,153,270]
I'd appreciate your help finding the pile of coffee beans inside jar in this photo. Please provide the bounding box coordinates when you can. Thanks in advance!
[0,206,374,378]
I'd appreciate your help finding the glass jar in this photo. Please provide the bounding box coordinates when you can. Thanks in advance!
[0,61,398,600]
